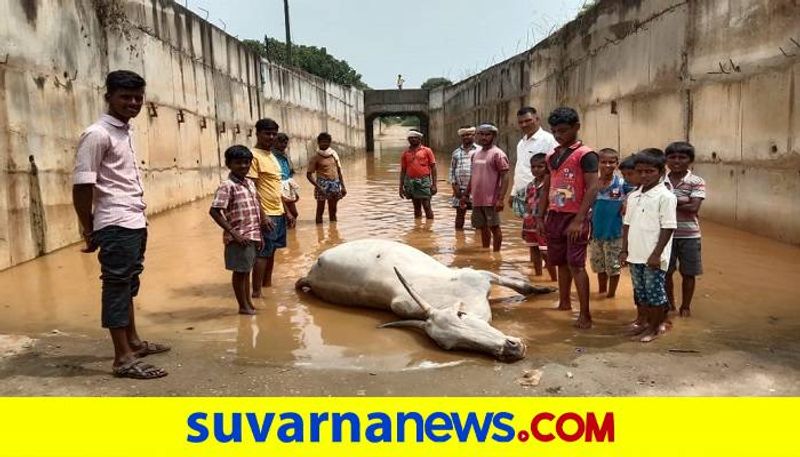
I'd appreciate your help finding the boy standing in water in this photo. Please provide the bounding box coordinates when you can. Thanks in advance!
[462,123,510,251]
[273,133,300,228]
[664,142,706,317]
[307,132,347,224]
[590,148,627,298]
[536,107,599,329]
[210,145,266,315]
[620,151,677,342]
[522,153,557,280]
[400,129,437,219]
[449,125,479,230]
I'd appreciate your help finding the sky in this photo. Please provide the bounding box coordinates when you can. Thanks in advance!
[190,0,587,89]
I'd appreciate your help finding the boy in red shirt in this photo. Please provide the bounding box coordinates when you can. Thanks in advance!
[399,129,437,219]
[536,107,600,329]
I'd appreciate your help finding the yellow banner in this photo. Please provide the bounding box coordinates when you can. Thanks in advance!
[0,398,795,456]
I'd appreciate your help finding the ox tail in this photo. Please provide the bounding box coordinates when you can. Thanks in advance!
[479,271,556,296]
[295,277,311,293]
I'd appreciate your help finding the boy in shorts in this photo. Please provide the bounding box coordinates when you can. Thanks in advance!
[620,151,677,342]
[522,153,556,280]
[210,145,268,315]
[665,142,706,317]
[307,132,347,224]
[590,148,627,298]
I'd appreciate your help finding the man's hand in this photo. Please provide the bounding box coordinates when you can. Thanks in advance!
[284,212,295,227]
[566,217,585,242]
[431,183,438,196]
[80,230,97,253]
[494,200,505,213]
[341,186,347,198]
[398,186,405,199]
[232,231,248,245]
[508,195,515,206]
[646,253,661,270]
[261,217,275,232]
[619,250,628,267]
[536,216,546,237]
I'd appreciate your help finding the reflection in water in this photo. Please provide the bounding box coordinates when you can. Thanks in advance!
[0,144,799,371]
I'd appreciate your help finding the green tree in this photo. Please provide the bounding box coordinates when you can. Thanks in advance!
[243,38,370,90]
[421,77,453,90]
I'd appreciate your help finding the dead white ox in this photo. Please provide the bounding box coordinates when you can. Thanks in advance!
[295,239,553,362]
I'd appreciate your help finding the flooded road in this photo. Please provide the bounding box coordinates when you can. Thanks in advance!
[1,138,799,394]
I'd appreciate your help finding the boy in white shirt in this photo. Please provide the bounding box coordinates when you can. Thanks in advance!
[620,150,677,342]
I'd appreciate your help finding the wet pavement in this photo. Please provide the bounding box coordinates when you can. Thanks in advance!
[1,138,799,395]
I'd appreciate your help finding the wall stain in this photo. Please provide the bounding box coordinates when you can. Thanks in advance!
[20,0,38,26]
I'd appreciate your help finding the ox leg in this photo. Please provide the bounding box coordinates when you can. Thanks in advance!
[479,271,555,296]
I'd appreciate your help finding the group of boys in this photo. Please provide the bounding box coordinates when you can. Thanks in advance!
[444,106,706,342]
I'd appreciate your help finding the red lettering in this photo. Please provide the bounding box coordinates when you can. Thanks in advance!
[530,412,555,442]
[585,412,615,442]
[555,412,585,442]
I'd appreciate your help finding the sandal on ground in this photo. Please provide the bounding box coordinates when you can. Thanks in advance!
[113,360,168,380]
[133,341,171,357]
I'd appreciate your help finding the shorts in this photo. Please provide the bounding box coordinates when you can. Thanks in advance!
[629,263,669,307]
[258,216,287,258]
[94,226,147,329]
[403,176,432,199]
[471,206,501,228]
[668,238,703,276]
[225,242,257,273]
[590,238,623,275]
[314,177,343,201]
[545,211,590,267]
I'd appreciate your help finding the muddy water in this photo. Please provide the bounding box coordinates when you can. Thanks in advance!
[1,143,799,372]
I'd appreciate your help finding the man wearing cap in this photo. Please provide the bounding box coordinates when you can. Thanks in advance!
[461,123,510,251]
[399,129,437,219]
[449,125,479,230]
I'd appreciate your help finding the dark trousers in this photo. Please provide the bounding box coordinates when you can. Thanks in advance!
[94,226,147,329]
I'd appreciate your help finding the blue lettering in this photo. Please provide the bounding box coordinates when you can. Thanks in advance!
[451,412,493,442]
[365,413,392,443]
[214,412,242,443]
[424,412,453,442]
[277,412,304,442]
[310,412,329,442]
[186,412,208,443]
[332,412,361,442]
[396,412,425,442]
[491,412,515,442]
[245,412,275,442]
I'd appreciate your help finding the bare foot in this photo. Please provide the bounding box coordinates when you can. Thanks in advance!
[239,307,257,315]
[315,218,323,224]
[251,290,262,298]
[554,302,572,311]
[669,304,677,312]
[627,324,649,337]
[574,317,592,329]
[679,307,691,317]
[606,292,616,298]
[639,330,660,342]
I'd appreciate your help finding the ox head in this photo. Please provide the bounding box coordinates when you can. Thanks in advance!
[381,267,527,362]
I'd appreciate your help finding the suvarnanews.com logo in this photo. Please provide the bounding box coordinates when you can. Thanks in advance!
[186,410,615,444]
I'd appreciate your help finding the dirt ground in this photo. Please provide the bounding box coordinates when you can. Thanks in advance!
[1,136,799,396]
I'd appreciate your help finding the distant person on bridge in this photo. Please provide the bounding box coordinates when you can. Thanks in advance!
[399,129,437,219]
[448,125,479,230]
[397,74,405,90]
[461,123,510,251]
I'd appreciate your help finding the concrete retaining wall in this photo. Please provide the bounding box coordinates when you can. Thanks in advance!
[0,0,364,269]
[430,0,800,244]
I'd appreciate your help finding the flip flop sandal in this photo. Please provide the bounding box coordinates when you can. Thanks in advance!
[113,360,168,380]
[134,341,171,357]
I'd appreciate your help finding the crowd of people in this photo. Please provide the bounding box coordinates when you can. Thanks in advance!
[71,70,705,379]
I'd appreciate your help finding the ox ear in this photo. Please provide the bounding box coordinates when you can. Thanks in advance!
[393,267,433,316]
[379,320,427,330]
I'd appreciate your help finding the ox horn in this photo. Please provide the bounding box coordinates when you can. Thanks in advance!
[393,267,433,316]
[379,320,426,329]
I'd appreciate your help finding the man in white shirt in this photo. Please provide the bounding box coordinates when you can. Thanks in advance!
[509,107,558,216]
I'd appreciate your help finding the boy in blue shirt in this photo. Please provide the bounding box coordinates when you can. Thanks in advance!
[590,148,627,298]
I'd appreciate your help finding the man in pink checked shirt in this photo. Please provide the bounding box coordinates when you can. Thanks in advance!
[72,70,169,380]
